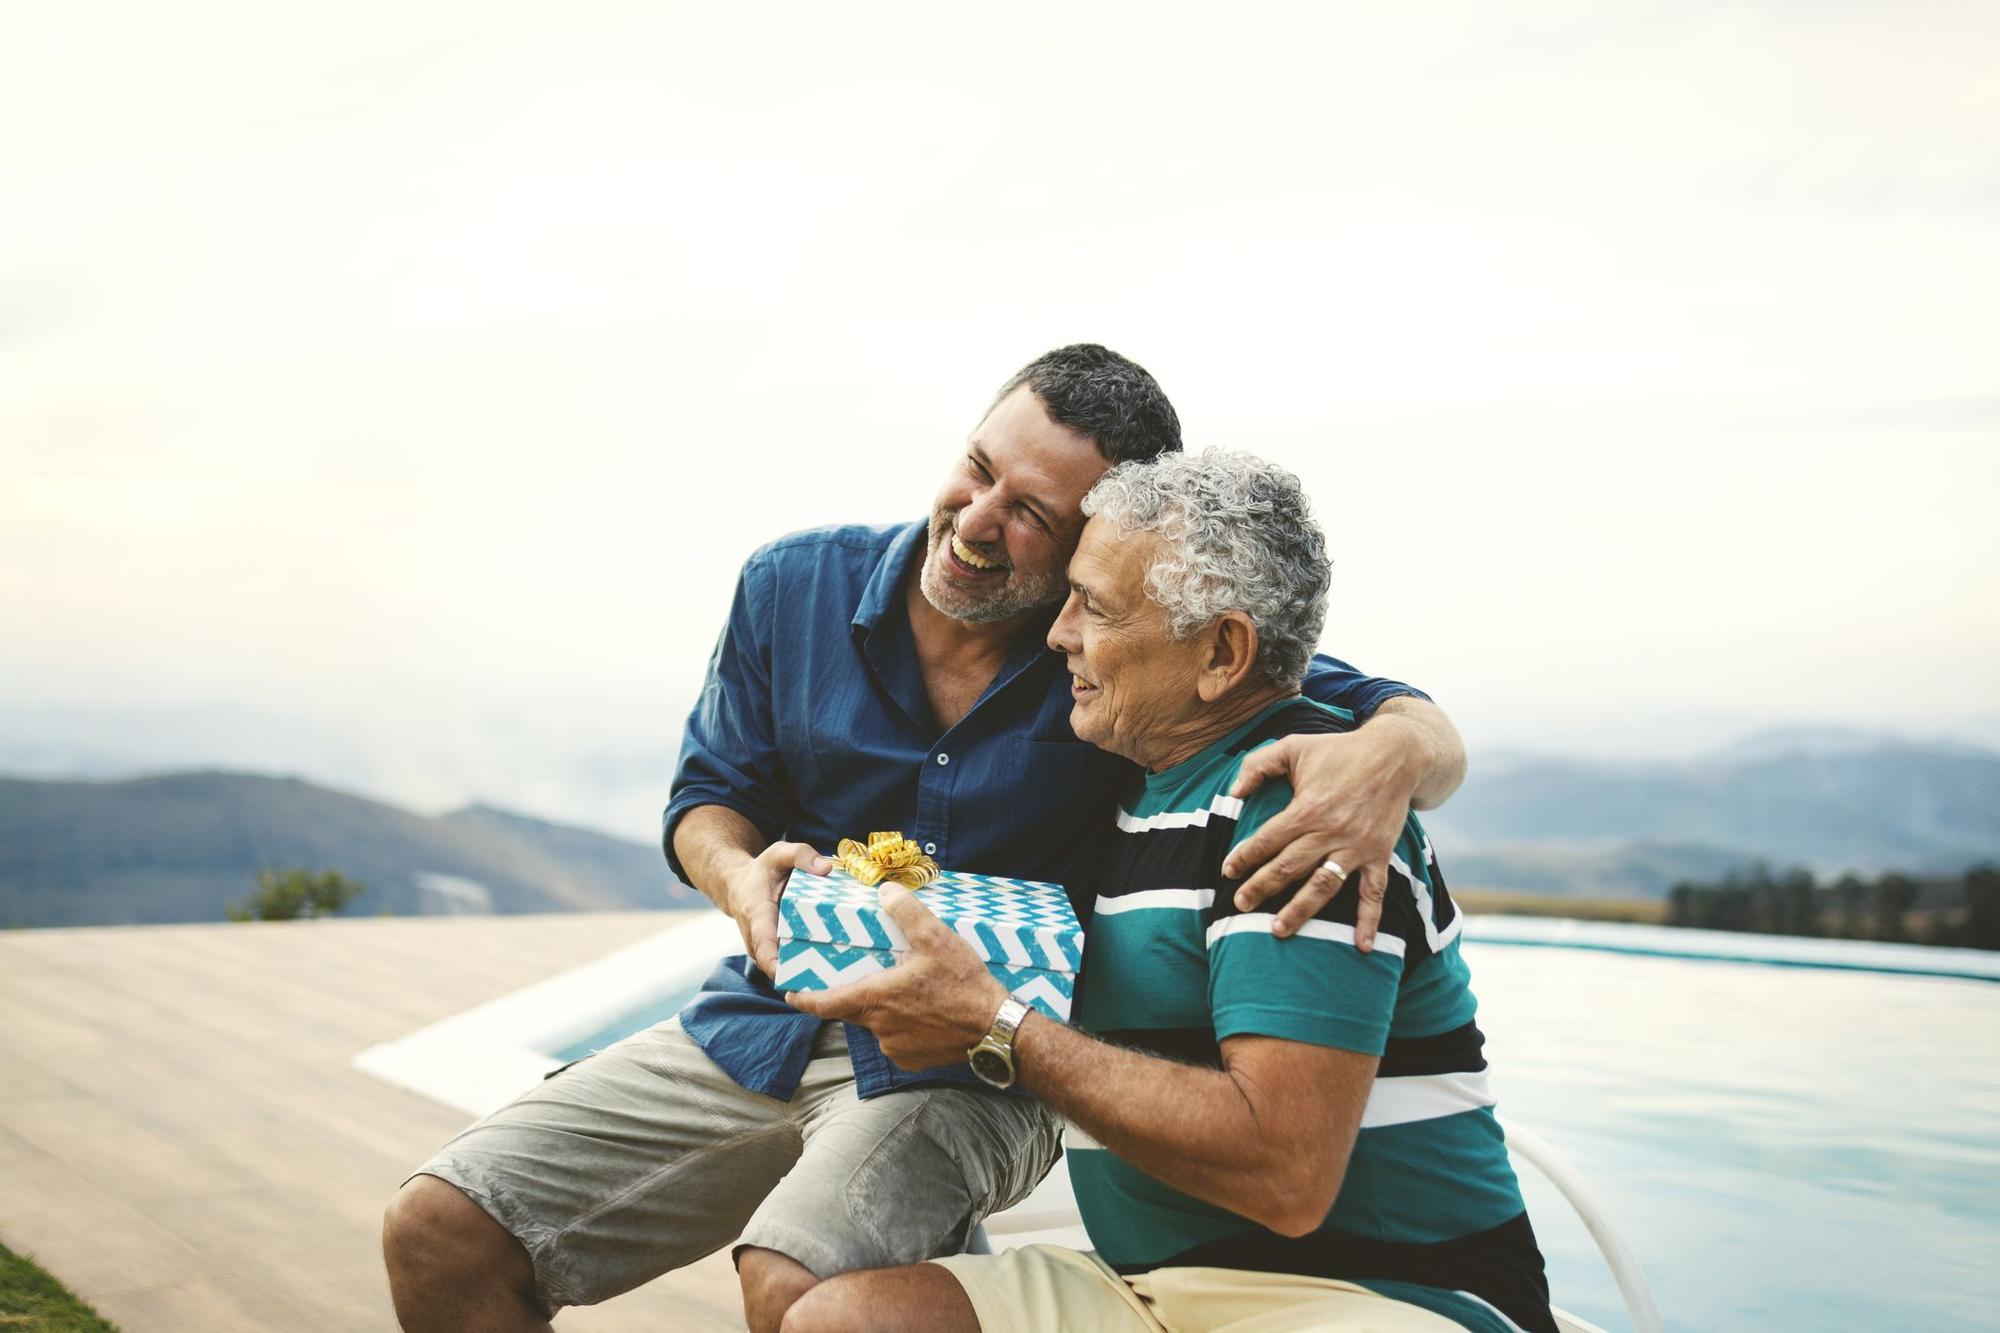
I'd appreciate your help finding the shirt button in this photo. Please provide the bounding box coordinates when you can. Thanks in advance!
[936,753,950,766]
[923,842,938,856]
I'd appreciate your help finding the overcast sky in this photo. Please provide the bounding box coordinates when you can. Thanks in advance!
[4,1,1997,839]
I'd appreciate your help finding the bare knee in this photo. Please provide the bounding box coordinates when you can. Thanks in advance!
[780,1277,857,1333]
[383,1175,543,1327]
[782,1267,977,1333]
[739,1247,820,1333]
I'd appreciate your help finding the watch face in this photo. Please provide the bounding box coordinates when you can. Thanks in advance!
[970,1047,1012,1085]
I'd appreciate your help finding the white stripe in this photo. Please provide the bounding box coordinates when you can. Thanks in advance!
[1449,1289,1530,1333]
[773,946,888,988]
[1393,851,1461,953]
[1094,888,1215,915]
[1206,912,1407,958]
[1113,793,1244,833]
[1360,1070,1495,1129]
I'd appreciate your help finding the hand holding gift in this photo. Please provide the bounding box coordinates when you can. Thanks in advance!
[786,884,1009,1069]
[772,832,1082,1058]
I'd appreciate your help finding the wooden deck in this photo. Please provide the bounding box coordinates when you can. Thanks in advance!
[0,913,748,1332]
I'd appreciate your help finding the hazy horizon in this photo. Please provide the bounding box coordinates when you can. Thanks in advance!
[6,1,1997,844]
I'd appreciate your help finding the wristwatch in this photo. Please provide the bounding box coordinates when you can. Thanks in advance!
[967,996,1031,1089]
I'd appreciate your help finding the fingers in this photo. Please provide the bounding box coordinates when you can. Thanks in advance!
[1227,737,1296,801]
[785,972,880,1021]
[1230,825,1318,913]
[747,898,781,977]
[1351,863,1387,953]
[1271,858,1348,939]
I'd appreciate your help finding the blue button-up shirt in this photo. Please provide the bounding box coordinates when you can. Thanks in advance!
[664,520,1425,1100]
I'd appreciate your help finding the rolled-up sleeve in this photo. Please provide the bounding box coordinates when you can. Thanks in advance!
[663,548,791,882]
[1301,653,1429,720]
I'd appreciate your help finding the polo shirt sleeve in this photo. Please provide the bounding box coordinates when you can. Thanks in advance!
[1300,653,1430,720]
[1204,769,1402,1057]
[662,545,792,883]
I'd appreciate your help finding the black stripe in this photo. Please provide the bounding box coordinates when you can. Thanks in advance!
[1225,697,1358,754]
[1426,845,1460,938]
[1099,822,1234,898]
[1098,1026,1222,1069]
[1378,1021,1488,1077]
[1137,1210,1555,1333]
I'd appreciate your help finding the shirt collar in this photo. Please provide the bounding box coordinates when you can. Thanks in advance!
[852,519,930,640]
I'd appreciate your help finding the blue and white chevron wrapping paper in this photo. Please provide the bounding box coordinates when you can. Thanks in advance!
[773,867,1083,1020]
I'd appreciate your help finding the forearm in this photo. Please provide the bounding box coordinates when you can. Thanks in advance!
[1372,697,1467,811]
[672,804,766,910]
[1014,1015,1303,1230]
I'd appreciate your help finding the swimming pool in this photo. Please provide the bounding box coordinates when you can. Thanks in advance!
[1465,941,2000,1331]
[358,918,2000,1330]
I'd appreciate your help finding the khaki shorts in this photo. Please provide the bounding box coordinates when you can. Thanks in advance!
[413,1019,1061,1313]
[931,1245,1468,1333]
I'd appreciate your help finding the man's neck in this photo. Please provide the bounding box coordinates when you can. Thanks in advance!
[902,570,1042,663]
[903,571,1052,733]
[1142,686,1296,773]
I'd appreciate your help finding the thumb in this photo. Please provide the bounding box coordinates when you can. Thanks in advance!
[1230,738,1295,799]
[786,842,833,876]
[878,884,948,947]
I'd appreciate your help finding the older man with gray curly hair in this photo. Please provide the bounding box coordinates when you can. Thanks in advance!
[784,449,1554,1333]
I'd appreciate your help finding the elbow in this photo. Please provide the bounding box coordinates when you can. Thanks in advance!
[1246,1159,1343,1238]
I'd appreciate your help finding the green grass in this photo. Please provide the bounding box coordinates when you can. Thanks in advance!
[1454,889,1668,924]
[0,1243,117,1331]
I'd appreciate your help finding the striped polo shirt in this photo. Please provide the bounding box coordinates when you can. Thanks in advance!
[1067,695,1554,1333]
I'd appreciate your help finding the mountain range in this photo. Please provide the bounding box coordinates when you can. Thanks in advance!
[0,771,701,929]
[1425,728,2000,896]
[4,727,1997,924]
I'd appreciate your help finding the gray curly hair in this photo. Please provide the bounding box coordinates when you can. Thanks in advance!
[1081,449,1331,689]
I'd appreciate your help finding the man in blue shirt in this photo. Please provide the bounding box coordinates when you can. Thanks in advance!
[383,346,1467,1333]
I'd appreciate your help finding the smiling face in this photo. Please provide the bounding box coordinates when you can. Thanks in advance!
[917,385,1111,625]
[1045,517,1213,768]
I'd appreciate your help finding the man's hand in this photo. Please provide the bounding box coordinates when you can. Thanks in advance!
[786,885,1007,1069]
[1224,714,1437,950]
[725,841,831,978]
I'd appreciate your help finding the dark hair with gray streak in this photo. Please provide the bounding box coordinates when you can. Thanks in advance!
[1082,449,1331,689]
[996,344,1182,464]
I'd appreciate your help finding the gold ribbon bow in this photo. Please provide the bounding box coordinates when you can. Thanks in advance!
[833,831,940,889]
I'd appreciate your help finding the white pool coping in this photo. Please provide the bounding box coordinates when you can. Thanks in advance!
[353,910,739,1117]
[1464,914,2000,981]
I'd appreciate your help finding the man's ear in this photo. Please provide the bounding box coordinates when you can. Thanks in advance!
[1196,613,1261,702]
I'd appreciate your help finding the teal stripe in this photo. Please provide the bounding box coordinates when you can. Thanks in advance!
[1068,1148,1251,1269]
[1208,930,1398,1055]
[1075,910,1209,1033]
[1390,944,1478,1037]
[1329,1108,1527,1243]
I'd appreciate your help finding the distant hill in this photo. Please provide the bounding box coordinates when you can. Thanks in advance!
[1428,729,2000,897]
[0,771,702,928]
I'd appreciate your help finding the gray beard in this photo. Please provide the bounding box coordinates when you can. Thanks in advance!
[917,523,1066,625]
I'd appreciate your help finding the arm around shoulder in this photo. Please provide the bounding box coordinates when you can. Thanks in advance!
[1371,695,1466,811]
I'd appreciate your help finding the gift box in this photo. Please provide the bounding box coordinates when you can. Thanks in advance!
[774,863,1084,1021]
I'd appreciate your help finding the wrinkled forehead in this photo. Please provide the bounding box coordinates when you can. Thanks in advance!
[1068,517,1164,595]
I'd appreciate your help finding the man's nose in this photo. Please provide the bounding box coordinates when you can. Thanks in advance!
[955,489,1006,544]
[1047,596,1080,654]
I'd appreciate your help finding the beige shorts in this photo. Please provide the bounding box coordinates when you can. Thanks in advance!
[413,1019,1061,1313]
[931,1245,1467,1333]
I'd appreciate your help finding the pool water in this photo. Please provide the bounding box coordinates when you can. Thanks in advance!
[1464,941,2000,1331]
[540,934,2000,1330]
[551,984,699,1062]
